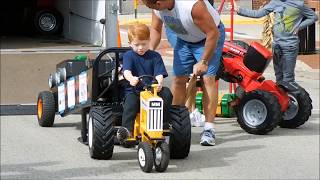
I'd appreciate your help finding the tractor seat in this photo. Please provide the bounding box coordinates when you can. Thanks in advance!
[243,42,272,73]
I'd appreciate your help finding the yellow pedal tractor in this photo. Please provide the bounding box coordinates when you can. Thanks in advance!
[124,75,170,172]
[37,48,191,173]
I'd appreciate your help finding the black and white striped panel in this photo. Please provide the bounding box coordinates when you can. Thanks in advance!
[147,108,163,131]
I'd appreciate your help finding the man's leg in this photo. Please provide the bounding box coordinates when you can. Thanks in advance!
[158,87,173,129]
[200,76,218,146]
[171,76,190,105]
[202,76,218,124]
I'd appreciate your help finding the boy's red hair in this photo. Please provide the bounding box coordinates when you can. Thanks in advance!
[128,23,150,42]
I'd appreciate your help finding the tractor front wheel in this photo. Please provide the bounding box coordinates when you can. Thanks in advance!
[237,90,281,134]
[137,142,154,173]
[154,142,170,172]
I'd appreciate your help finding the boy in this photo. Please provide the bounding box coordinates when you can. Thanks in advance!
[117,23,173,143]
[234,0,318,83]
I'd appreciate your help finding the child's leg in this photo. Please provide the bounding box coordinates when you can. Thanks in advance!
[272,44,284,82]
[158,87,173,129]
[122,93,140,133]
[281,45,299,82]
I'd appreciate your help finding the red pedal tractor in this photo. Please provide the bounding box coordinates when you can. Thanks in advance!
[217,41,313,134]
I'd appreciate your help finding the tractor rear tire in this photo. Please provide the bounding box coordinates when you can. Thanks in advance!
[279,87,312,128]
[237,90,281,135]
[37,91,56,127]
[88,106,114,160]
[169,105,191,159]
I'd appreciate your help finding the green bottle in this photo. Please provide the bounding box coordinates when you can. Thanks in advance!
[74,54,87,61]
[195,87,203,114]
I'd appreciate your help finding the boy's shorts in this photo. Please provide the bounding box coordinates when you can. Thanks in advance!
[173,23,225,76]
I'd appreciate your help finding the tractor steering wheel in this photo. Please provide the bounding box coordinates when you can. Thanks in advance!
[137,75,158,90]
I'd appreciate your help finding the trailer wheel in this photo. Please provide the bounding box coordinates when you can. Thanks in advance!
[154,142,170,172]
[169,105,191,159]
[137,142,154,173]
[280,87,312,128]
[34,9,63,35]
[88,106,114,159]
[237,90,281,134]
[37,91,55,127]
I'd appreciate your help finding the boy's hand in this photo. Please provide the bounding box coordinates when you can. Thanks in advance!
[129,76,139,86]
[155,75,164,92]
[156,81,163,92]
[293,28,299,35]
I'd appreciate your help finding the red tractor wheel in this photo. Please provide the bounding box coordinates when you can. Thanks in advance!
[237,90,281,135]
[280,86,312,128]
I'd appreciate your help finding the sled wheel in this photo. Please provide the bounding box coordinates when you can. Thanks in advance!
[169,105,191,159]
[88,106,114,160]
[280,87,312,128]
[237,90,281,134]
[137,142,154,173]
[37,91,55,127]
[154,142,170,172]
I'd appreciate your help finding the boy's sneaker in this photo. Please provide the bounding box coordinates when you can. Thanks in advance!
[116,127,130,144]
[200,129,216,146]
[193,109,205,127]
[190,111,196,127]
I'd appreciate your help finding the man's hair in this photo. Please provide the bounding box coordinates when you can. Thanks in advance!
[128,23,150,42]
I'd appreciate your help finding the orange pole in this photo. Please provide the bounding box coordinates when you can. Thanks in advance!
[117,19,121,47]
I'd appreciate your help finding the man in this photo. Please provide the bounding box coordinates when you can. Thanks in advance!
[142,0,225,146]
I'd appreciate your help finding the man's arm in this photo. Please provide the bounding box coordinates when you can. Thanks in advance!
[192,0,219,63]
[150,11,163,50]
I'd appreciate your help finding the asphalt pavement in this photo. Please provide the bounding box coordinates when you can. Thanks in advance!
[1,112,319,179]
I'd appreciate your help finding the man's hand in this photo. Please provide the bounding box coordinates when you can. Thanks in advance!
[129,76,139,86]
[193,62,208,76]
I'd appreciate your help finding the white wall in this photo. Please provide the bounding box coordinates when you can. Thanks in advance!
[55,0,109,46]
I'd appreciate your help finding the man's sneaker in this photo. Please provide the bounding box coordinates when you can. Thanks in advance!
[200,129,216,146]
[116,127,130,143]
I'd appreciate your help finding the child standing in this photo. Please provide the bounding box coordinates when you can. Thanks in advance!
[235,0,318,83]
[117,23,173,143]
